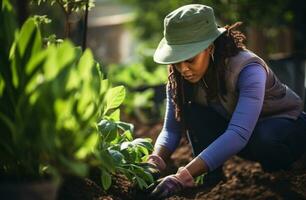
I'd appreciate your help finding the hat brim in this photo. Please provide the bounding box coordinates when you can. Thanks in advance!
[154,27,226,64]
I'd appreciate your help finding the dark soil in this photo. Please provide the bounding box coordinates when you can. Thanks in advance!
[57,121,306,200]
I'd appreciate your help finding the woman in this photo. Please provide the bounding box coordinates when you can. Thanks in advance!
[146,4,306,199]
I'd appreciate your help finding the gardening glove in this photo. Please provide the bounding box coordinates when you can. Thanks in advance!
[144,154,166,180]
[149,167,195,199]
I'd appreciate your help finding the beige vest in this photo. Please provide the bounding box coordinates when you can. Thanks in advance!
[195,50,303,120]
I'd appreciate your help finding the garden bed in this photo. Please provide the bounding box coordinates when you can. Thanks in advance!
[58,121,306,200]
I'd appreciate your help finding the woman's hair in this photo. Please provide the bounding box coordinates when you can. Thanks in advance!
[168,22,246,122]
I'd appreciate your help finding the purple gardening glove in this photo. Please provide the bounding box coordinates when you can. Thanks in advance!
[144,154,166,180]
[147,154,166,172]
[149,167,195,199]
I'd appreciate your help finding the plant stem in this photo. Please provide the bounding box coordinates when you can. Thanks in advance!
[82,0,89,52]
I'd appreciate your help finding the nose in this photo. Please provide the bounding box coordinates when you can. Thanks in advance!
[179,63,190,74]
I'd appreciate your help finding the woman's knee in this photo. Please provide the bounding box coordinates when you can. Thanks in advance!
[243,121,298,170]
[248,131,279,157]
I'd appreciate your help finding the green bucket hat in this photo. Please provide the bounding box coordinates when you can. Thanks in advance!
[154,4,226,64]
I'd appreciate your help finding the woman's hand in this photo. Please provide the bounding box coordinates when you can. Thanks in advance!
[140,162,162,181]
[149,167,195,199]
[144,154,166,180]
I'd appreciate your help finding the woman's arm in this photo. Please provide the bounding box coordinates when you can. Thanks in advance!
[153,86,182,161]
[186,63,267,176]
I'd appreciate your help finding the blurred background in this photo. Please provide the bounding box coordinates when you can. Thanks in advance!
[11,0,306,124]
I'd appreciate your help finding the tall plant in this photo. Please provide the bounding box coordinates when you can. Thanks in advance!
[0,10,106,179]
[93,85,154,190]
[1,1,155,191]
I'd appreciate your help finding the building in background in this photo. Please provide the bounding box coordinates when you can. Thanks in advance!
[87,0,135,65]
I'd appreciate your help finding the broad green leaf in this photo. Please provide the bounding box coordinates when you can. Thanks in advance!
[43,41,75,81]
[101,170,112,190]
[9,18,42,88]
[56,41,76,70]
[129,148,137,162]
[142,170,154,185]
[95,62,104,80]
[135,176,147,190]
[1,0,17,71]
[79,101,95,121]
[54,98,78,130]
[11,58,19,88]
[25,49,47,85]
[131,138,153,151]
[25,49,47,74]
[108,109,120,121]
[123,130,133,141]
[2,0,14,14]
[133,166,154,184]
[74,51,97,119]
[116,121,134,132]
[137,145,149,156]
[108,149,124,163]
[120,168,133,180]
[77,49,93,81]
[95,150,116,173]
[16,18,42,58]
[120,147,137,163]
[104,86,125,114]
[120,141,132,151]
[100,79,109,96]
[107,143,120,151]
[134,148,142,162]
[0,75,4,96]
[97,119,118,142]
[25,71,46,98]
[65,68,80,90]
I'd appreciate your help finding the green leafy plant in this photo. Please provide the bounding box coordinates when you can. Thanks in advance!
[108,62,167,124]
[120,0,292,42]
[1,1,156,192]
[0,12,106,180]
[34,0,95,11]
[108,63,167,89]
[32,0,95,38]
[93,85,155,190]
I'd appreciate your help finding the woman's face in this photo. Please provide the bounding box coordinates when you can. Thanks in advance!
[174,46,212,83]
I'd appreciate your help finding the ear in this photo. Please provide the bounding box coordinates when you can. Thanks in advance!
[209,44,215,54]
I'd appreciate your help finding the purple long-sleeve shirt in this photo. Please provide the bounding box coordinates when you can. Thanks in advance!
[155,63,267,171]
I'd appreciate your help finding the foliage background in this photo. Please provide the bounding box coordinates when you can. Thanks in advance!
[119,0,306,55]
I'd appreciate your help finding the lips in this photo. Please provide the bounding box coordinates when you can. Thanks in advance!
[183,75,193,80]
